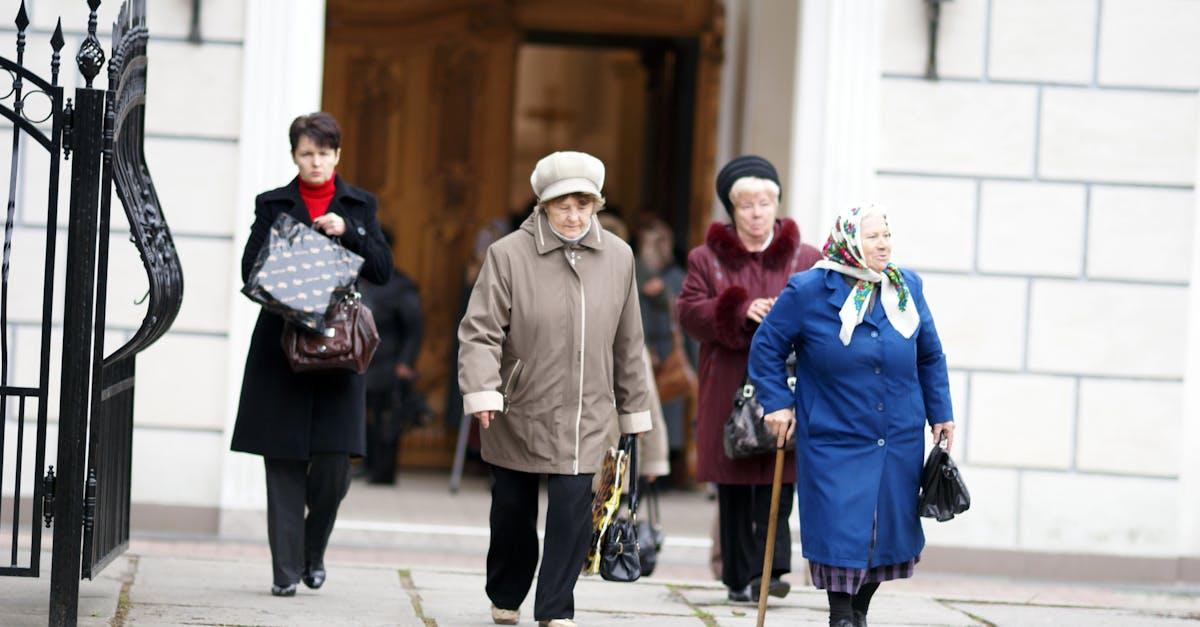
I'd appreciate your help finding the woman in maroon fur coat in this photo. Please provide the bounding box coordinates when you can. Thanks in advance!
[678,155,821,602]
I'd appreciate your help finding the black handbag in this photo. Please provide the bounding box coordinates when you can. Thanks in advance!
[723,354,797,459]
[918,435,970,522]
[600,435,641,583]
[635,482,665,577]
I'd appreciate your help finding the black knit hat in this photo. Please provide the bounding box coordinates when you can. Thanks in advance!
[715,155,781,216]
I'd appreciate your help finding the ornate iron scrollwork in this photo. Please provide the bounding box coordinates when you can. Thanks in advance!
[104,0,182,364]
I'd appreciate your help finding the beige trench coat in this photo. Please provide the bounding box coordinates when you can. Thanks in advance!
[458,212,653,475]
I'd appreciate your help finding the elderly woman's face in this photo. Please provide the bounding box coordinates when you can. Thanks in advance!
[292,135,341,186]
[860,214,892,272]
[545,194,596,239]
[732,190,777,243]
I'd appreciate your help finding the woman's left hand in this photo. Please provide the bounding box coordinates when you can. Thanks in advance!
[312,212,346,237]
[931,421,955,453]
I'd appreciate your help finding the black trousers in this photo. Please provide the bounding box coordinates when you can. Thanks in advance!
[485,466,594,621]
[365,390,399,483]
[717,482,794,590]
[264,454,352,586]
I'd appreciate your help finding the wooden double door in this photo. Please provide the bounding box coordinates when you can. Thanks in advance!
[323,0,723,470]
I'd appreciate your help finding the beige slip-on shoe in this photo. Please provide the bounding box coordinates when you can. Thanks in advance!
[538,620,577,627]
[491,605,519,625]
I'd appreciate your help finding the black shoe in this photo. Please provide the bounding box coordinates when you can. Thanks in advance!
[854,610,867,627]
[726,585,752,603]
[830,619,855,627]
[271,583,297,597]
[302,566,326,589]
[749,577,791,601]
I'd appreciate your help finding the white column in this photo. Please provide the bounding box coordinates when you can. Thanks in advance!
[789,0,883,240]
[1177,124,1200,558]
[219,0,327,536]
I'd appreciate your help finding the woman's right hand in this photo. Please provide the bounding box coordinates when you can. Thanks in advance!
[764,408,795,448]
[747,297,776,323]
[475,410,495,429]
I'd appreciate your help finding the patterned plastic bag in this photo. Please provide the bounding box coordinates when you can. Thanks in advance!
[241,212,363,332]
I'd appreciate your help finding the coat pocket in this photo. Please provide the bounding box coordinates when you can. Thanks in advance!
[499,357,526,414]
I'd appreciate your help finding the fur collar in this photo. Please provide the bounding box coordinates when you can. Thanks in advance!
[705,219,800,272]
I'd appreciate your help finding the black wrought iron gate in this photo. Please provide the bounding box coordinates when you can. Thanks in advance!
[0,0,180,625]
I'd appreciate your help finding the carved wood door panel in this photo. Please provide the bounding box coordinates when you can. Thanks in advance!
[324,2,517,466]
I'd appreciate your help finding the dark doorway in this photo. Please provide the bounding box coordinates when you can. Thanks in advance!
[510,33,698,254]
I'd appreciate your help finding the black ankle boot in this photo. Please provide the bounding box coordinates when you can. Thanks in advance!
[854,610,868,627]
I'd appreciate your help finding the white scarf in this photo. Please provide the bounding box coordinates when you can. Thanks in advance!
[816,204,919,346]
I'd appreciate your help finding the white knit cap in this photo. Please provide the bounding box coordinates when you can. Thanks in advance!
[530,151,605,201]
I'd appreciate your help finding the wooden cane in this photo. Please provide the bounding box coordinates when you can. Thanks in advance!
[755,446,786,627]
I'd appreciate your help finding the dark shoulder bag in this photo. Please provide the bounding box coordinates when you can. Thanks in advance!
[723,353,797,459]
[281,292,381,374]
[600,435,641,582]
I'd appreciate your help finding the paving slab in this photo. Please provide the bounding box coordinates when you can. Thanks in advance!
[946,601,1200,626]
[0,554,127,626]
[126,556,421,626]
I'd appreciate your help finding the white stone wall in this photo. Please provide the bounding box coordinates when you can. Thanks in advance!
[879,0,1198,558]
[0,0,244,518]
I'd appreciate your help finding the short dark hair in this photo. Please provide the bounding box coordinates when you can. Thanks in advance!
[289,112,342,152]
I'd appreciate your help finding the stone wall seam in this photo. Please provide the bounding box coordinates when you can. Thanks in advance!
[0,27,244,49]
[880,73,1199,96]
[1021,277,1032,369]
[877,168,1196,191]
[1032,85,1043,180]
[1081,184,1092,279]
[970,461,1179,482]
[950,365,1183,384]
[1070,376,1082,471]
[982,0,994,82]
[1092,0,1104,86]
[972,178,982,273]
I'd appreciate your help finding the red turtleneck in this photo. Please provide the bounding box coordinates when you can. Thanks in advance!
[299,174,336,221]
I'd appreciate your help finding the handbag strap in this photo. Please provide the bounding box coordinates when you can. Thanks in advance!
[620,434,639,518]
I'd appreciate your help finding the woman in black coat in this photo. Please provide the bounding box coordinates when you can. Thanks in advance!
[231,112,391,596]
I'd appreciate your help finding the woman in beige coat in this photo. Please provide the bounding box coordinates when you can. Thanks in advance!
[458,151,652,627]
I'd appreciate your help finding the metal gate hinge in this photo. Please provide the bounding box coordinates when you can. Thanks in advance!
[62,98,74,161]
[82,468,96,534]
[42,466,55,527]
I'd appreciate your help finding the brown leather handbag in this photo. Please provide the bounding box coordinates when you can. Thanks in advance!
[653,301,697,402]
[281,294,380,374]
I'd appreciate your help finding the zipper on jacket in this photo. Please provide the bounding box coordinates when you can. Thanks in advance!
[565,246,585,474]
[500,359,524,414]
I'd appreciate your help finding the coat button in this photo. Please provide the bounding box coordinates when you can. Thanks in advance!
[876,402,884,411]
[877,438,885,447]
[870,331,879,338]
[874,367,882,375]
[356,226,366,236]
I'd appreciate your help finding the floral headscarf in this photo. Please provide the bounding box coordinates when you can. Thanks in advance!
[814,203,919,346]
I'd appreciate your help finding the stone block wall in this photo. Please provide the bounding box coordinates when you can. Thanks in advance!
[879,0,1197,557]
[0,0,244,530]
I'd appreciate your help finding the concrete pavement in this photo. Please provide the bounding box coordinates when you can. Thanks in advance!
[5,539,1200,625]
[6,473,1200,625]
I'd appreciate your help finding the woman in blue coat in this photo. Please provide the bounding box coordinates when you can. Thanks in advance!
[748,204,955,627]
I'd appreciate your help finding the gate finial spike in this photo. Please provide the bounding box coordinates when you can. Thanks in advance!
[15,1,28,32]
[51,19,65,52]
[51,19,64,85]
[88,0,102,11]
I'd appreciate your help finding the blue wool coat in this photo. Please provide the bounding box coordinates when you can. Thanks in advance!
[748,267,953,569]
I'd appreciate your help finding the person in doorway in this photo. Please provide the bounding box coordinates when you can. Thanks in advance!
[360,227,426,485]
[750,203,955,627]
[677,155,822,603]
[635,218,690,472]
[458,151,652,627]
[231,112,392,597]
